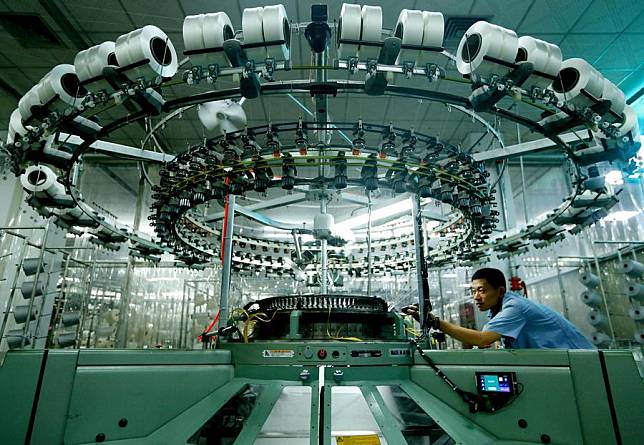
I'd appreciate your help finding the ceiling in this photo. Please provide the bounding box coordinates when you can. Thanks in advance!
[0,0,642,235]
[0,0,641,147]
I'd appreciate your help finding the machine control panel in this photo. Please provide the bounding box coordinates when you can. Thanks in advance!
[223,342,415,365]
[475,371,517,395]
[301,344,347,362]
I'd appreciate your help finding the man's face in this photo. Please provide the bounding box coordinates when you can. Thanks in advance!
[471,278,504,311]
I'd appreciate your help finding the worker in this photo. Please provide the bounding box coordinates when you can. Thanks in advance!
[404,267,594,349]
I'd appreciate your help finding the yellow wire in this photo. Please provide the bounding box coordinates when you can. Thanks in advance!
[241,310,278,343]
[325,306,363,342]
[332,336,364,342]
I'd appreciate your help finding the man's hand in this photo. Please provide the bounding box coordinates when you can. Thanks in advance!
[401,304,441,330]
[401,303,420,322]
[426,312,441,330]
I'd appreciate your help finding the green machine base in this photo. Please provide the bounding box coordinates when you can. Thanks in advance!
[1,344,642,444]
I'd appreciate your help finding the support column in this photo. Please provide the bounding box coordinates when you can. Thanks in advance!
[218,194,235,331]
[366,192,373,297]
[315,47,329,294]
[412,196,431,325]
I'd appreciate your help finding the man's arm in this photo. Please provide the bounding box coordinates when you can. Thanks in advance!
[437,319,501,347]
[401,305,502,347]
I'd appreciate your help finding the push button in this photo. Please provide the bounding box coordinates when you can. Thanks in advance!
[317,348,327,359]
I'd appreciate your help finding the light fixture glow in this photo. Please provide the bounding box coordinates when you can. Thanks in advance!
[605,170,624,185]
[340,197,413,229]
[604,210,639,222]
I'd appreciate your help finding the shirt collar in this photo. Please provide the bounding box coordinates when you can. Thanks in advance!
[487,291,518,319]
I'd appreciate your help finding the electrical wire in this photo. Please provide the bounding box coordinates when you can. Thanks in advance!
[235,309,278,343]
[325,306,363,342]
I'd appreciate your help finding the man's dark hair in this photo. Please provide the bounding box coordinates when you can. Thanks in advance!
[472,268,506,289]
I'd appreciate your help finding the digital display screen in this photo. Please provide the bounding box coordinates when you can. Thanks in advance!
[476,372,515,394]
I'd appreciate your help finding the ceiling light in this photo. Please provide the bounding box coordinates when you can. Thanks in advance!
[605,170,624,185]
[341,197,412,229]
[604,210,639,222]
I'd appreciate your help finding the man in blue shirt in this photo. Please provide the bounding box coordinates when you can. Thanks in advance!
[407,268,594,349]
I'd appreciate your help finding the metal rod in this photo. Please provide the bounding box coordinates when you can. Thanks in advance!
[592,240,644,245]
[218,194,235,332]
[586,232,616,347]
[51,250,73,346]
[366,191,373,297]
[320,198,328,294]
[31,259,56,349]
[21,223,50,348]
[412,195,431,326]
[0,237,29,364]
[316,47,329,295]
[115,258,133,348]
[76,253,97,348]
[554,257,570,320]
[0,226,47,230]
[437,270,445,320]
[519,156,529,222]
[516,123,529,224]
[85,281,103,348]
[179,281,187,348]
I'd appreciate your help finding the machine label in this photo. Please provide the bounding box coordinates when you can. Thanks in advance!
[388,348,411,357]
[262,349,295,358]
[337,435,381,445]
[350,349,382,358]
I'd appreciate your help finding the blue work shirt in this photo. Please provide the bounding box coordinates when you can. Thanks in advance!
[482,291,594,349]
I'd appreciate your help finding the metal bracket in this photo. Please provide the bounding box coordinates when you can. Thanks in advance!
[262,58,275,81]
[469,61,535,112]
[424,63,444,82]
[402,61,415,79]
[364,37,402,96]
[348,57,359,74]
[223,39,261,99]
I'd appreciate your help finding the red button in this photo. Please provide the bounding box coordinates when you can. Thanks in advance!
[317,349,327,359]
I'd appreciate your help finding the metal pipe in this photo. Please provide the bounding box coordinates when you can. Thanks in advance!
[519,158,529,222]
[586,233,616,347]
[0,226,47,230]
[412,196,431,325]
[77,254,97,348]
[115,258,133,348]
[178,281,187,348]
[366,191,373,297]
[0,237,29,364]
[554,257,570,320]
[51,251,73,345]
[516,123,529,224]
[32,259,56,349]
[21,223,50,348]
[320,198,328,294]
[218,194,235,332]
[286,93,352,144]
[437,270,445,320]
[592,240,644,245]
[86,281,104,348]
[315,47,330,295]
